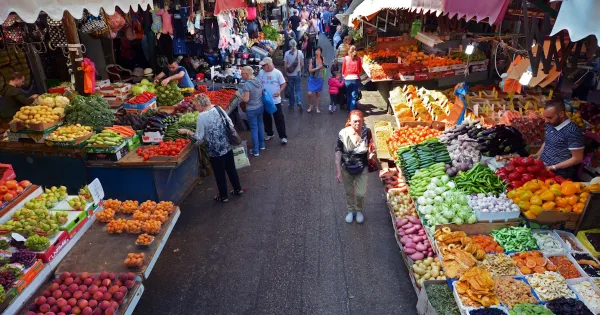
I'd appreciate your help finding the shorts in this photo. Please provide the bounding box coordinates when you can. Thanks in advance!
[308,76,323,92]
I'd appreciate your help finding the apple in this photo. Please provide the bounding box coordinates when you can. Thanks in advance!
[19,180,32,188]
[35,296,47,305]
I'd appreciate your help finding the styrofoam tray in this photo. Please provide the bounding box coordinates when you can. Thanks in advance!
[495,276,543,308]
[566,278,600,314]
[451,280,506,315]
[532,230,566,256]
[526,273,577,302]
[476,210,520,223]
[554,230,589,253]
[569,252,600,278]
[544,252,586,280]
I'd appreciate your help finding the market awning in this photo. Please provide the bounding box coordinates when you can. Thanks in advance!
[336,0,366,26]
[349,0,411,25]
[215,0,248,15]
[1,0,151,24]
[550,0,600,42]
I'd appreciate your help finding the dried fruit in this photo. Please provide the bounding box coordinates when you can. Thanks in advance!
[494,277,539,308]
[528,271,575,301]
[455,267,499,308]
[547,256,581,279]
[478,253,518,278]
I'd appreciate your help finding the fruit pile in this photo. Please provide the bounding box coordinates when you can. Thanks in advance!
[204,90,237,111]
[0,179,31,203]
[95,209,115,223]
[508,180,589,218]
[395,140,450,181]
[138,201,156,213]
[103,199,121,209]
[47,124,93,142]
[156,201,174,213]
[495,156,563,190]
[24,234,51,251]
[119,200,138,214]
[0,208,67,237]
[547,256,582,279]
[33,186,68,209]
[0,269,16,290]
[511,251,556,275]
[11,105,61,125]
[131,79,157,95]
[172,100,196,114]
[11,249,37,268]
[25,271,136,315]
[387,126,443,154]
[106,219,127,234]
[33,93,70,109]
[142,220,161,234]
[124,253,144,268]
[126,91,156,105]
[124,220,142,234]
[135,234,153,245]
[87,130,124,147]
[132,211,150,221]
[156,82,183,106]
[136,139,191,161]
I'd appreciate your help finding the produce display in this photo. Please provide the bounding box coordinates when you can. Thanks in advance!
[470,125,527,157]
[453,163,506,195]
[416,177,476,226]
[395,140,450,181]
[120,200,138,214]
[65,95,115,131]
[558,233,586,251]
[11,249,36,268]
[124,253,144,268]
[468,235,504,253]
[508,180,588,219]
[396,216,433,261]
[425,284,461,315]
[67,196,88,210]
[445,134,480,174]
[439,121,482,143]
[142,112,178,135]
[388,127,444,156]
[434,228,486,260]
[172,99,197,114]
[163,112,198,141]
[127,91,156,105]
[512,251,555,275]
[379,168,408,192]
[527,271,575,301]
[412,257,445,286]
[131,79,158,95]
[86,130,124,147]
[103,125,136,138]
[394,84,453,122]
[11,105,61,125]
[387,188,417,218]
[32,185,68,208]
[95,208,115,223]
[582,232,600,252]
[409,163,447,197]
[533,233,565,255]
[571,253,600,277]
[491,227,537,252]
[0,269,16,290]
[24,234,50,251]
[493,277,539,308]
[135,139,191,161]
[546,298,593,315]
[156,82,183,106]
[570,281,600,312]
[469,309,506,315]
[25,271,136,315]
[478,253,518,277]
[495,157,560,190]
[114,110,147,130]
[204,89,236,111]
[547,256,581,279]
[136,234,154,245]
[0,179,32,203]
[468,193,519,217]
[33,93,70,109]
[0,207,67,237]
[454,267,499,307]
[46,124,93,142]
[509,303,553,315]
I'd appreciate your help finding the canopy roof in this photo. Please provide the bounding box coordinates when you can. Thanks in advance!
[336,0,366,26]
[1,0,152,24]
[551,0,600,41]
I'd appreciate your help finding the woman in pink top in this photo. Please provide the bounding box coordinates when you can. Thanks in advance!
[342,46,362,111]
[328,69,344,113]
[157,9,173,35]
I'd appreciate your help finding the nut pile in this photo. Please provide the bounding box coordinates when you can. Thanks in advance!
[493,277,539,308]
[527,271,575,301]
[478,253,518,278]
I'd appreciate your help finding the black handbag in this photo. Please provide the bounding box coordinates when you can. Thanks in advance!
[216,106,242,146]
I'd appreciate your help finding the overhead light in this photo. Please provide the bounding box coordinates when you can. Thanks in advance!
[519,70,533,86]
[465,44,475,55]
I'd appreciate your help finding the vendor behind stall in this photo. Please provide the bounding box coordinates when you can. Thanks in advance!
[153,58,194,88]
[534,100,584,180]
[0,72,38,128]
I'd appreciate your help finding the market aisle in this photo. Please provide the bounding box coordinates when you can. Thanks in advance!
[134,33,417,315]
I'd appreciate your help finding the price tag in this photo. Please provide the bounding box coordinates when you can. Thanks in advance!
[12,233,26,242]
[87,178,105,205]
[473,104,479,116]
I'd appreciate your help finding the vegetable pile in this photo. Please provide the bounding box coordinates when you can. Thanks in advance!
[156,81,183,106]
[425,284,461,315]
[379,168,408,192]
[439,120,482,143]
[454,163,506,195]
[408,163,447,198]
[143,112,177,135]
[115,110,147,130]
[508,180,589,219]
[66,95,115,131]
[512,251,555,275]
[136,139,191,161]
[546,298,592,315]
[397,216,434,260]
[396,139,450,180]
[469,308,506,315]
[509,303,553,315]
[387,126,444,156]
[445,134,480,175]
[412,257,445,286]
[163,112,198,141]
[493,277,539,308]
[491,226,537,252]
[104,125,135,138]
[388,189,417,218]
[468,193,519,216]
[472,125,527,157]
[495,156,560,190]
[416,176,476,225]
[33,93,70,108]
[126,91,156,105]
[528,272,575,301]
[87,130,124,147]
[204,89,236,111]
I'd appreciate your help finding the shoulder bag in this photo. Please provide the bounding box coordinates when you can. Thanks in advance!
[216,106,242,146]
[286,51,299,74]
[366,128,380,173]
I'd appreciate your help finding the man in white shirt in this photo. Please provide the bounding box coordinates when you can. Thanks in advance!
[258,57,288,145]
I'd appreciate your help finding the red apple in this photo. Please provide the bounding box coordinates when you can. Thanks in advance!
[59,272,70,281]
[99,300,111,310]
[88,299,98,308]
[49,283,59,291]
[61,305,72,313]
[103,292,112,301]
[82,306,93,315]
[98,286,107,293]
[64,277,74,285]
[101,279,111,287]
[72,306,81,315]
[52,290,62,299]
[77,299,88,309]
[47,297,56,305]
[78,285,87,292]
[112,292,124,303]
[19,180,32,187]
[43,290,52,297]
[88,285,98,294]
[68,284,78,293]
[67,298,77,307]
[39,303,51,312]
[82,292,91,300]
[93,292,103,301]
[83,278,93,286]
[72,291,82,300]
[56,298,67,308]
[35,296,47,305]
[108,285,119,294]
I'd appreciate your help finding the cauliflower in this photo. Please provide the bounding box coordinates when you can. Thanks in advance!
[52,107,65,117]
[54,96,70,108]
[40,95,56,108]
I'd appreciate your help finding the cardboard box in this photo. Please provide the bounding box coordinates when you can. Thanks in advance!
[86,145,129,162]
[35,230,69,263]
[415,72,429,81]
[9,119,61,132]
[15,260,44,292]
[127,134,141,151]
[470,64,488,73]
[123,97,157,110]
[66,215,89,237]
[85,140,128,154]
[8,131,55,143]
[441,70,456,78]
[44,132,93,148]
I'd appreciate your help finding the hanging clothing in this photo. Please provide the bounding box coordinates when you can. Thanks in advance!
[151,9,163,33]
[217,13,233,50]
[157,9,174,35]
[204,17,220,51]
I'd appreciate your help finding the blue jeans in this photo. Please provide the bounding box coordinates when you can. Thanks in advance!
[246,107,265,154]
[286,76,303,108]
[345,79,360,111]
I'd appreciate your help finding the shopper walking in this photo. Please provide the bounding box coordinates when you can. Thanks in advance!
[336,35,351,60]
[335,110,374,224]
[236,66,265,157]
[178,94,245,203]
[283,40,304,111]
[342,46,362,111]
[328,68,344,114]
[289,10,301,41]
[307,47,326,113]
[333,26,343,50]
[257,57,289,145]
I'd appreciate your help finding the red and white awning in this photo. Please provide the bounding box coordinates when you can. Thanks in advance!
[2,0,152,24]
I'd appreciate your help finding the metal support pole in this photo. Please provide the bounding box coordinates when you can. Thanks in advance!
[63,11,85,95]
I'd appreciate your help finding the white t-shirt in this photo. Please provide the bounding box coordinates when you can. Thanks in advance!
[257,69,286,104]
[284,49,304,77]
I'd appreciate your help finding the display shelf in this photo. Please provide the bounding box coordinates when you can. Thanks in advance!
[0,185,40,219]
[1,214,96,315]
[117,144,193,168]
[56,208,181,279]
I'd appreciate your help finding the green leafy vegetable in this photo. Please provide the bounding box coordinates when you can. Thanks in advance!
[491,226,538,252]
[425,283,461,315]
[65,95,115,131]
[262,25,279,41]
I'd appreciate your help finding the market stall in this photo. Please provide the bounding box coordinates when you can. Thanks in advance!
[377,80,600,314]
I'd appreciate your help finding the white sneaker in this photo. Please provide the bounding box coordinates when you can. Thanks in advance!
[264,135,273,141]
[356,211,364,224]
[345,212,354,223]
[328,105,333,114]
[333,105,337,112]
[281,138,288,145]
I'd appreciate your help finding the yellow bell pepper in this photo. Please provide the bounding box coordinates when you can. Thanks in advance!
[530,196,543,206]
[520,191,533,202]
[542,201,556,211]
[529,205,543,215]
[540,190,555,201]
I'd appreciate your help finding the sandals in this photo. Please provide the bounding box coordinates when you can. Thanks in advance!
[214,195,229,203]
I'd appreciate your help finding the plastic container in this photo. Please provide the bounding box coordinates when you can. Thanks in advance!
[569,252,600,278]
[526,272,576,302]
[532,230,566,256]
[495,276,543,309]
[566,278,600,314]
[554,230,587,252]
[476,210,520,223]
[451,280,505,315]
[545,252,586,280]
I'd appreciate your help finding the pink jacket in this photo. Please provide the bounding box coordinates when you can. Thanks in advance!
[328,77,345,94]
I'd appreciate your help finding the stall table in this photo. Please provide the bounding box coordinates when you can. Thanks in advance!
[56,207,181,280]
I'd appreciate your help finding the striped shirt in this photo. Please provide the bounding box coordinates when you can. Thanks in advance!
[541,119,584,179]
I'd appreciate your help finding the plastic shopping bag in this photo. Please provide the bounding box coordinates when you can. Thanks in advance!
[233,141,250,169]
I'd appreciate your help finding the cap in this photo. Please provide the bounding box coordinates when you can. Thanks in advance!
[259,57,274,66]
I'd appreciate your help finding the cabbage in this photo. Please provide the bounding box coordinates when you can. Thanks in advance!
[467,214,477,224]
[54,96,70,107]
[434,187,447,195]
[442,209,455,219]
[454,217,464,225]
[440,175,450,184]
[431,178,442,186]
